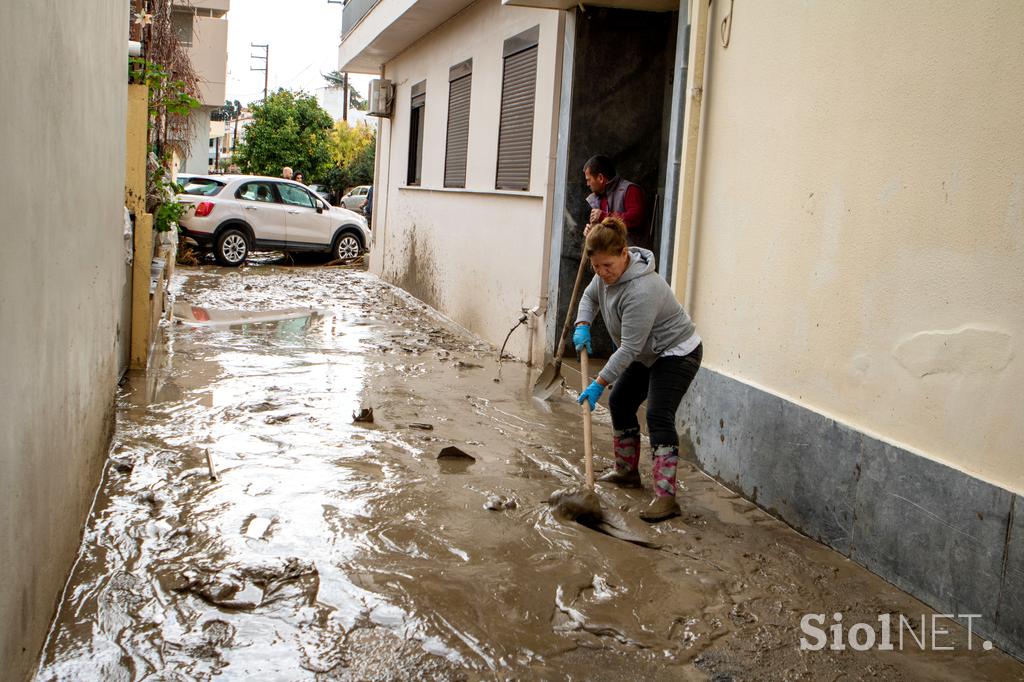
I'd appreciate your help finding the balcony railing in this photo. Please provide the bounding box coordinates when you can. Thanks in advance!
[342,0,379,39]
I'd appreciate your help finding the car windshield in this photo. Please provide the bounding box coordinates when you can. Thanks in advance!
[180,178,224,196]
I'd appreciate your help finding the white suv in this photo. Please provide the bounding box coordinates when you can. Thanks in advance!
[177,175,370,266]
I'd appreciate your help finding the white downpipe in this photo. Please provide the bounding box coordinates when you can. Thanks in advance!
[532,9,569,366]
[671,0,712,310]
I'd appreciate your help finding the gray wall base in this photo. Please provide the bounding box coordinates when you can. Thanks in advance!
[677,367,1024,662]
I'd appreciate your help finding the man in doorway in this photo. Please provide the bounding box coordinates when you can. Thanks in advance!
[583,155,647,247]
[281,166,293,180]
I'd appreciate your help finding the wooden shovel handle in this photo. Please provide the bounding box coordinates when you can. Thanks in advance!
[554,250,590,363]
[581,348,594,489]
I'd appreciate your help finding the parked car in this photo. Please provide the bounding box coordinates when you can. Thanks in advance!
[307,183,331,202]
[340,185,371,212]
[177,175,370,266]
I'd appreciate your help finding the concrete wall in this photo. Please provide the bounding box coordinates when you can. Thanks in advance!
[0,1,128,678]
[188,12,229,106]
[182,105,215,175]
[370,0,563,363]
[190,0,230,11]
[685,0,1024,494]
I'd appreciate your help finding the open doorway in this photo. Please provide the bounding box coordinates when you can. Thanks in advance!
[551,6,679,360]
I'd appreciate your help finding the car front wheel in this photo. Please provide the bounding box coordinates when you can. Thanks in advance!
[333,232,361,260]
[215,228,248,266]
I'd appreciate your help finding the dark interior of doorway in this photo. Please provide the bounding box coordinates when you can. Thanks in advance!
[555,6,678,360]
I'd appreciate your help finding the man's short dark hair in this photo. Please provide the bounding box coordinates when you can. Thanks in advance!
[584,155,616,180]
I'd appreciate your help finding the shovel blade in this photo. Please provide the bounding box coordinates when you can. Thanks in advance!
[531,361,564,400]
[549,485,603,525]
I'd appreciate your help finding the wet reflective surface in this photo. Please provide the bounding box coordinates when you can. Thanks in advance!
[39,264,1024,680]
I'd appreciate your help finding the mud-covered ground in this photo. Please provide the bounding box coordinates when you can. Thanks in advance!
[38,262,1024,680]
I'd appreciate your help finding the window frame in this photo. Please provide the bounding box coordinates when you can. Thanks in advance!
[407,80,426,186]
[171,10,194,48]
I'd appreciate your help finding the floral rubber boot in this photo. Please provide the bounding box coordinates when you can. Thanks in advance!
[640,445,681,522]
[597,428,642,488]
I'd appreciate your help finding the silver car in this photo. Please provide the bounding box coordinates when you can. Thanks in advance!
[177,175,370,266]
[340,185,371,212]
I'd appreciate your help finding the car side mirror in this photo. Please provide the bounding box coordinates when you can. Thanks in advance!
[316,200,325,214]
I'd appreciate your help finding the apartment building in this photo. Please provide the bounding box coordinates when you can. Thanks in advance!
[172,0,230,174]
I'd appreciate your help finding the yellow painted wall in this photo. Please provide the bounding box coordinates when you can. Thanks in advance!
[684,1,1024,491]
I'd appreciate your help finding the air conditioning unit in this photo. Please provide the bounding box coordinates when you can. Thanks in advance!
[367,79,394,118]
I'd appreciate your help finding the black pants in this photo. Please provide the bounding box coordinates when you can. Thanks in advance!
[608,344,702,448]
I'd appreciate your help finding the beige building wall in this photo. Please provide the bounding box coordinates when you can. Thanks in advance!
[370,0,563,362]
[684,0,1024,492]
[0,1,129,678]
[175,4,229,173]
[188,13,229,106]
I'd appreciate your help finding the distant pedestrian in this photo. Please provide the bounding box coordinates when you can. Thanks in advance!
[361,185,373,223]
[573,216,702,522]
[282,166,293,180]
[294,172,304,184]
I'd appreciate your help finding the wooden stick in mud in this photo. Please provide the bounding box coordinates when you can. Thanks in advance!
[206,448,218,481]
[581,348,594,489]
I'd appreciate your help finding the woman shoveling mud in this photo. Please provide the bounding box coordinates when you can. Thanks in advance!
[574,217,702,522]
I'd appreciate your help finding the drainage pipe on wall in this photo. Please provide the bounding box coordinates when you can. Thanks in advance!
[533,9,570,365]
[375,62,394,269]
[670,0,711,309]
[657,9,690,283]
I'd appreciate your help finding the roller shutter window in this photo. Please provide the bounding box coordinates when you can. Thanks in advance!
[444,60,472,188]
[496,26,539,191]
[407,80,426,186]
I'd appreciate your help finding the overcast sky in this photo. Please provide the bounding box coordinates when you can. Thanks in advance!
[225,0,372,108]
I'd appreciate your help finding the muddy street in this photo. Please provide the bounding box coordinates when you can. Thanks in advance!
[37,263,1024,681]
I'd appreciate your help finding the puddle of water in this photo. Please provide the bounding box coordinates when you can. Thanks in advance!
[36,265,1024,681]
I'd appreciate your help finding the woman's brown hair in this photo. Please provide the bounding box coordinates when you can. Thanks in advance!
[585,216,628,257]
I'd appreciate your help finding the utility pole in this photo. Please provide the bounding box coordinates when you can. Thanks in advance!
[233,114,239,161]
[343,72,349,123]
[250,43,269,101]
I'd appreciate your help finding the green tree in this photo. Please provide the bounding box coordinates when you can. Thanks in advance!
[322,71,368,111]
[211,99,242,122]
[349,136,376,185]
[330,120,374,168]
[323,121,376,199]
[235,89,334,180]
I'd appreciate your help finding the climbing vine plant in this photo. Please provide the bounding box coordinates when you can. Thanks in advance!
[129,0,202,232]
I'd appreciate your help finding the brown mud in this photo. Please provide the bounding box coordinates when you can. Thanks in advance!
[37,263,1024,680]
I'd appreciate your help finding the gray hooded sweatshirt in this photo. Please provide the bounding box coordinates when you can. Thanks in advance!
[575,247,696,385]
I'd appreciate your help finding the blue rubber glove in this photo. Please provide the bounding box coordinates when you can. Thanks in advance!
[572,324,592,354]
[578,380,605,411]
